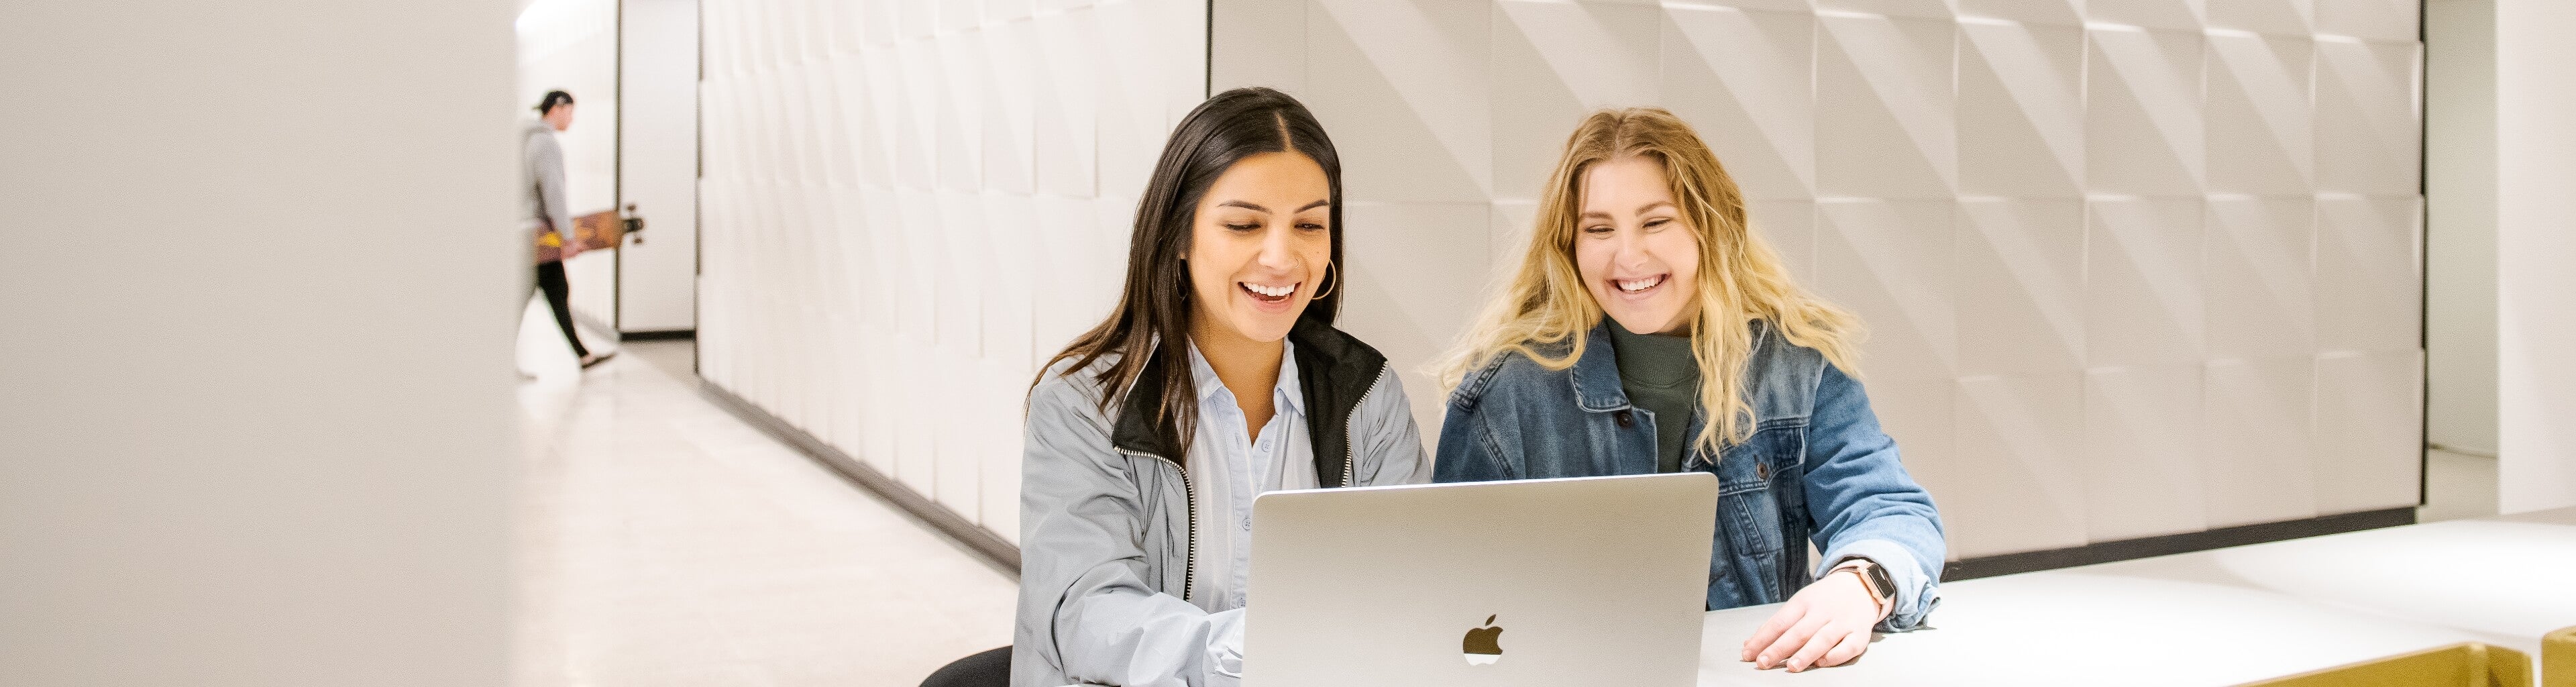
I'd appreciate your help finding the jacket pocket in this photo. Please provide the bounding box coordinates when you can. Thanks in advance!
[1711,425,1801,558]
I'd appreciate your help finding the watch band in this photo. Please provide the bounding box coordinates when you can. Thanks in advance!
[1831,557,1896,620]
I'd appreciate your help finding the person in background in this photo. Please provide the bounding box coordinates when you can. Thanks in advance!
[523,89,609,369]
[1432,107,1945,673]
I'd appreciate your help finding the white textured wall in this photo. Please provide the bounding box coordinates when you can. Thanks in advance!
[617,0,704,333]
[2424,0,2496,458]
[1,1,517,684]
[519,0,622,329]
[2495,0,2576,513]
[697,0,1208,542]
[1214,0,2428,560]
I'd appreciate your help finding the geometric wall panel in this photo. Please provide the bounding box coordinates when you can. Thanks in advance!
[692,0,2428,556]
[1815,13,1955,199]
[1662,5,1816,201]
[2087,25,2204,197]
[2202,356,2320,528]
[1957,19,2084,198]
[2316,195,2424,354]
[2314,350,2426,515]
[2088,197,2206,369]
[2084,363,2209,541]
[1205,0,2426,561]
[699,0,1208,544]
[2204,195,2317,362]
[1951,371,2090,558]
[2206,31,2314,196]
[1491,0,1661,201]
[2314,38,2424,195]
[1956,198,2086,378]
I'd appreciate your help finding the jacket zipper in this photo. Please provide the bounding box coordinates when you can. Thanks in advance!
[1143,366,1387,604]
[1342,368,1389,488]
[1181,458,1197,603]
[1121,447,1197,604]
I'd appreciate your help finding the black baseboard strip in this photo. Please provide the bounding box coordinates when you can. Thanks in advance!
[683,380,2418,587]
[1943,507,2417,581]
[695,379,1021,579]
[619,328,695,341]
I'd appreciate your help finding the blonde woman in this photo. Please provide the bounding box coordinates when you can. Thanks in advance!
[1434,109,1943,673]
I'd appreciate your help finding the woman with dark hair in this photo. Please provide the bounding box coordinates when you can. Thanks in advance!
[967,87,1427,687]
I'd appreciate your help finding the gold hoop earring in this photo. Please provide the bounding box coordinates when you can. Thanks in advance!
[1311,261,1338,300]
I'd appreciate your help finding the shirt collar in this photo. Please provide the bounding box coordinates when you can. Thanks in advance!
[1185,337,1304,417]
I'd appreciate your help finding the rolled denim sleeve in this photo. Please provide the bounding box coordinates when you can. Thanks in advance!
[1801,362,1946,631]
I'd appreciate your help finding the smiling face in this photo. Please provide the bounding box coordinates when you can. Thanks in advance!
[1574,155,1701,335]
[1186,150,1334,345]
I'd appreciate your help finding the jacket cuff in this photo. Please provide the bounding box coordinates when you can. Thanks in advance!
[1819,538,1940,632]
[1208,607,1248,680]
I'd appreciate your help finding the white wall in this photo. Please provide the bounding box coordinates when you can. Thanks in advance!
[2425,0,2497,458]
[616,0,702,333]
[694,0,2438,555]
[0,2,517,684]
[1216,0,2428,560]
[2494,0,2576,513]
[696,0,1208,542]
[519,0,623,329]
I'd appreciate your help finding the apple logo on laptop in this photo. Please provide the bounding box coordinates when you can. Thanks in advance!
[1462,615,1504,666]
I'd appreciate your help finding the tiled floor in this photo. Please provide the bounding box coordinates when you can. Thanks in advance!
[515,338,1015,687]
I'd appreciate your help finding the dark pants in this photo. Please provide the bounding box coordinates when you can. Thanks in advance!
[921,646,1009,687]
[534,261,590,358]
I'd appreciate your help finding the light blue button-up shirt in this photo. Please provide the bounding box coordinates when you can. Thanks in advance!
[1183,338,1317,613]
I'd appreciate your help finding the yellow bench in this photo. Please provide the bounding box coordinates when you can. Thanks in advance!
[2244,643,2528,687]
[2242,626,2576,687]
[2546,625,2574,687]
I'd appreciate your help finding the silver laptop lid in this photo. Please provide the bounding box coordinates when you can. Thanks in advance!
[1243,472,1719,687]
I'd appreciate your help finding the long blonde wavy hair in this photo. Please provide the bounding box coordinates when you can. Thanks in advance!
[1438,107,1864,452]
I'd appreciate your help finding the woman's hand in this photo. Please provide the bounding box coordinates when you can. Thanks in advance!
[1739,569,1884,672]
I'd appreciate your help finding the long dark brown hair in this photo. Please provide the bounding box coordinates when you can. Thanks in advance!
[1034,87,1344,456]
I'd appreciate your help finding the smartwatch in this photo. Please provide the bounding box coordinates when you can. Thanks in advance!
[1830,556,1896,620]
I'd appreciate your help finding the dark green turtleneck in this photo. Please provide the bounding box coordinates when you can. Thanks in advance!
[1606,319,1701,474]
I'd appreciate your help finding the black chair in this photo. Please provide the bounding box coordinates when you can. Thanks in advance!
[921,646,1010,687]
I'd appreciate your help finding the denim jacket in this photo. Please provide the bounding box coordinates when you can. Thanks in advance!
[1434,320,1945,631]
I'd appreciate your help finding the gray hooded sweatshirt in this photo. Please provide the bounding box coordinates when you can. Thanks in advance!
[519,115,570,248]
[1014,320,1431,687]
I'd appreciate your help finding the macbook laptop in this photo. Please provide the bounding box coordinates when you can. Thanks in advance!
[1242,472,1719,686]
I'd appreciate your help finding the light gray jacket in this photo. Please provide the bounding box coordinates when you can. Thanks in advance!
[519,115,570,246]
[1013,321,1432,687]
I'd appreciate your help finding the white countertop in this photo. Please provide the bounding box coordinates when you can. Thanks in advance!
[1697,509,2576,686]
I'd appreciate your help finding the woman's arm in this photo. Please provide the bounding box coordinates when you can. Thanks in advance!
[1740,361,1945,672]
[1016,376,1243,687]
[1798,361,1945,631]
[1352,370,1432,486]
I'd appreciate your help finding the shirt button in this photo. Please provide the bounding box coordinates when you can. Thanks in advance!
[1614,410,1635,428]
